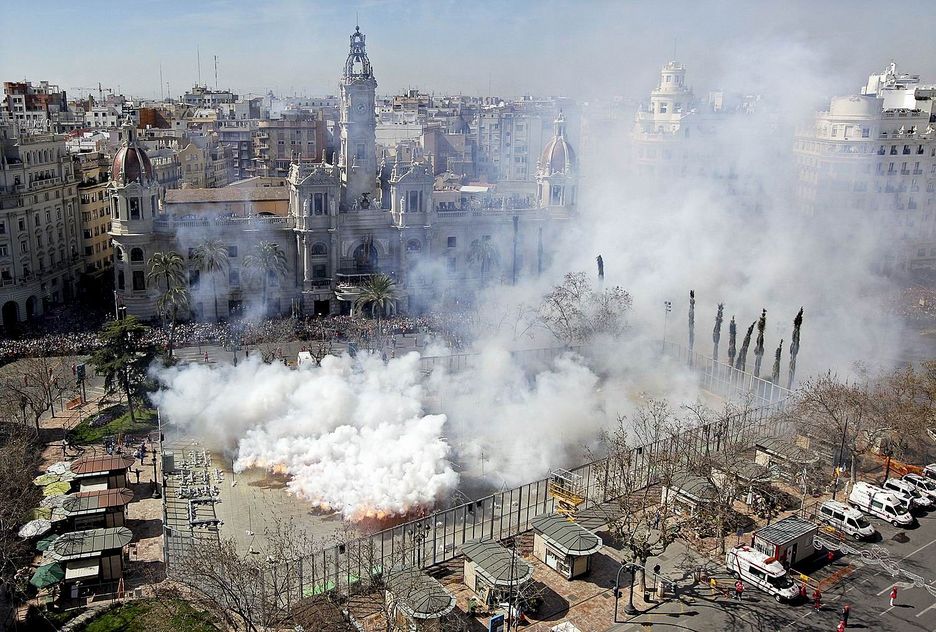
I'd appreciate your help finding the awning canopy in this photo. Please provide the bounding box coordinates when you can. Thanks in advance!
[70,455,134,478]
[531,514,603,557]
[64,558,100,581]
[46,526,133,562]
[386,568,456,620]
[460,540,533,588]
[61,488,134,516]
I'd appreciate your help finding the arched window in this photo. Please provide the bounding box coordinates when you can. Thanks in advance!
[115,246,124,261]
[311,242,327,256]
[130,247,144,262]
[406,239,421,253]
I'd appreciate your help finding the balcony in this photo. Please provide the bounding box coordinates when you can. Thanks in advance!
[153,214,294,233]
[309,278,332,289]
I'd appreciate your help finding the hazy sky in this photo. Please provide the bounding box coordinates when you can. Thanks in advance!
[2,0,935,102]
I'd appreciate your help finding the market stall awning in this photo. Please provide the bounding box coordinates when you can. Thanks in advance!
[46,526,133,562]
[18,519,52,539]
[460,540,533,588]
[29,563,64,589]
[386,568,456,620]
[531,514,603,557]
[69,455,134,478]
[61,488,134,516]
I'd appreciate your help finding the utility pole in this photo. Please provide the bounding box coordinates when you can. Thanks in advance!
[197,46,202,86]
[159,62,164,100]
[214,55,219,90]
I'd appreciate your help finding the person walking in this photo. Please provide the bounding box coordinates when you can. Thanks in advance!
[734,580,744,601]
[799,583,808,603]
[837,619,846,632]
[813,588,822,610]
[889,585,898,607]
[710,577,718,598]
[841,604,850,626]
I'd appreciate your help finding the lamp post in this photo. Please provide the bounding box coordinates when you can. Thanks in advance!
[613,562,638,621]
[408,521,430,567]
[832,416,849,501]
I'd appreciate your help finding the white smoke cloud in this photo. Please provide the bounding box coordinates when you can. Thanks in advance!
[152,352,458,519]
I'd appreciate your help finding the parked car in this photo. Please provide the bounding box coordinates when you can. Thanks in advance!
[903,473,936,502]
[725,545,799,603]
[847,482,915,527]
[882,478,934,512]
[924,464,936,480]
[817,500,876,540]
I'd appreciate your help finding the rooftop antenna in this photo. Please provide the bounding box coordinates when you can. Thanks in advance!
[214,55,219,90]
[197,46,202,86]
[159,62,164,100]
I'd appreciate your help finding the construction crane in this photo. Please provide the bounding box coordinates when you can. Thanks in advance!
[69,87,97,101]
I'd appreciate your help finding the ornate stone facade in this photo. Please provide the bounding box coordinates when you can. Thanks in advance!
[109,27,578,320]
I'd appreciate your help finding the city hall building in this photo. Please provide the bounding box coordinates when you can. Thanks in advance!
[109,26,577,320]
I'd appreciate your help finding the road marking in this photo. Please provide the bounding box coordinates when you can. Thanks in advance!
[880,605,896,616]
[900,537,936,561]
[877,581,914,595]
[916,602,936,618]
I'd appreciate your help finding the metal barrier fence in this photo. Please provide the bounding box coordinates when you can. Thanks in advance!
[661,340,792,407]
[164,340,795,602]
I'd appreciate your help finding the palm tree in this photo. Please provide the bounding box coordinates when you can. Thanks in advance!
[688,290,696,356]
[771,339,784,384]
[193,238,229,321]
[243,241,288,317]
[353,273,399,325]
[156,285,191,359]
[787,308,804,389]
[147,250,187,358]
[727,316,737,368]
[147,250,186,294]
[712,303,724,361]
[753,308,767,378]
[735,321,755,372]
[467,236,499,286]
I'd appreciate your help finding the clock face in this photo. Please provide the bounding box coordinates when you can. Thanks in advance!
[356,103,366,114]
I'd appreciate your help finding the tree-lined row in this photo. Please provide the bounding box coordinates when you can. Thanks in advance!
[689,291,804,388]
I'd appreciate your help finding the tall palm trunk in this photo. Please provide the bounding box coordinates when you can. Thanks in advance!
[212,275,219,322]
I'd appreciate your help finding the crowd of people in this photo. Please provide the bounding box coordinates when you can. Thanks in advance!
[0,311,476,363]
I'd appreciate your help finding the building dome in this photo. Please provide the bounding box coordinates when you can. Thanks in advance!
[111,117,154,185]
[540,112,576,175]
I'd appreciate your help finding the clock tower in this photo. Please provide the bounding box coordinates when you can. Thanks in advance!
[339,25,378,210]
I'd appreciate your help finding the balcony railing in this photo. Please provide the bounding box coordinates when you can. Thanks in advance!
[153,215,294,231]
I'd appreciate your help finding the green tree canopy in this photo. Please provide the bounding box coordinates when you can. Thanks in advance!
[89,316,155,424]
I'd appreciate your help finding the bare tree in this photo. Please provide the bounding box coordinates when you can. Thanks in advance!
[539,271,632,345]
[595,400,686,592]
[0,356,74,430]
[175,519,335,632]
[0,424,43,629]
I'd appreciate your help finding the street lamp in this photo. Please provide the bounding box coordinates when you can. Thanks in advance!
[613,562,638,621]
[151,451,161,498]
[408,521,431,567]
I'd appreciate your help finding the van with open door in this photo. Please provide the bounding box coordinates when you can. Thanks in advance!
[817,500,876,540]
[847,482,914,527]
[725,545,799,603]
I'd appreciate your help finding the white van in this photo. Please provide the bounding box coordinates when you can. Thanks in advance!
[903,473,936,502]
[816,500,876,540]
[725,545,799,603]
[882,478,934,512]
[847,482,915,527]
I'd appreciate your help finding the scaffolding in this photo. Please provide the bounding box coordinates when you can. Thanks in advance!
[547,468,584,518]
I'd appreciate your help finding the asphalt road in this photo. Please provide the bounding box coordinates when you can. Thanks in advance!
[610,506,936,632]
